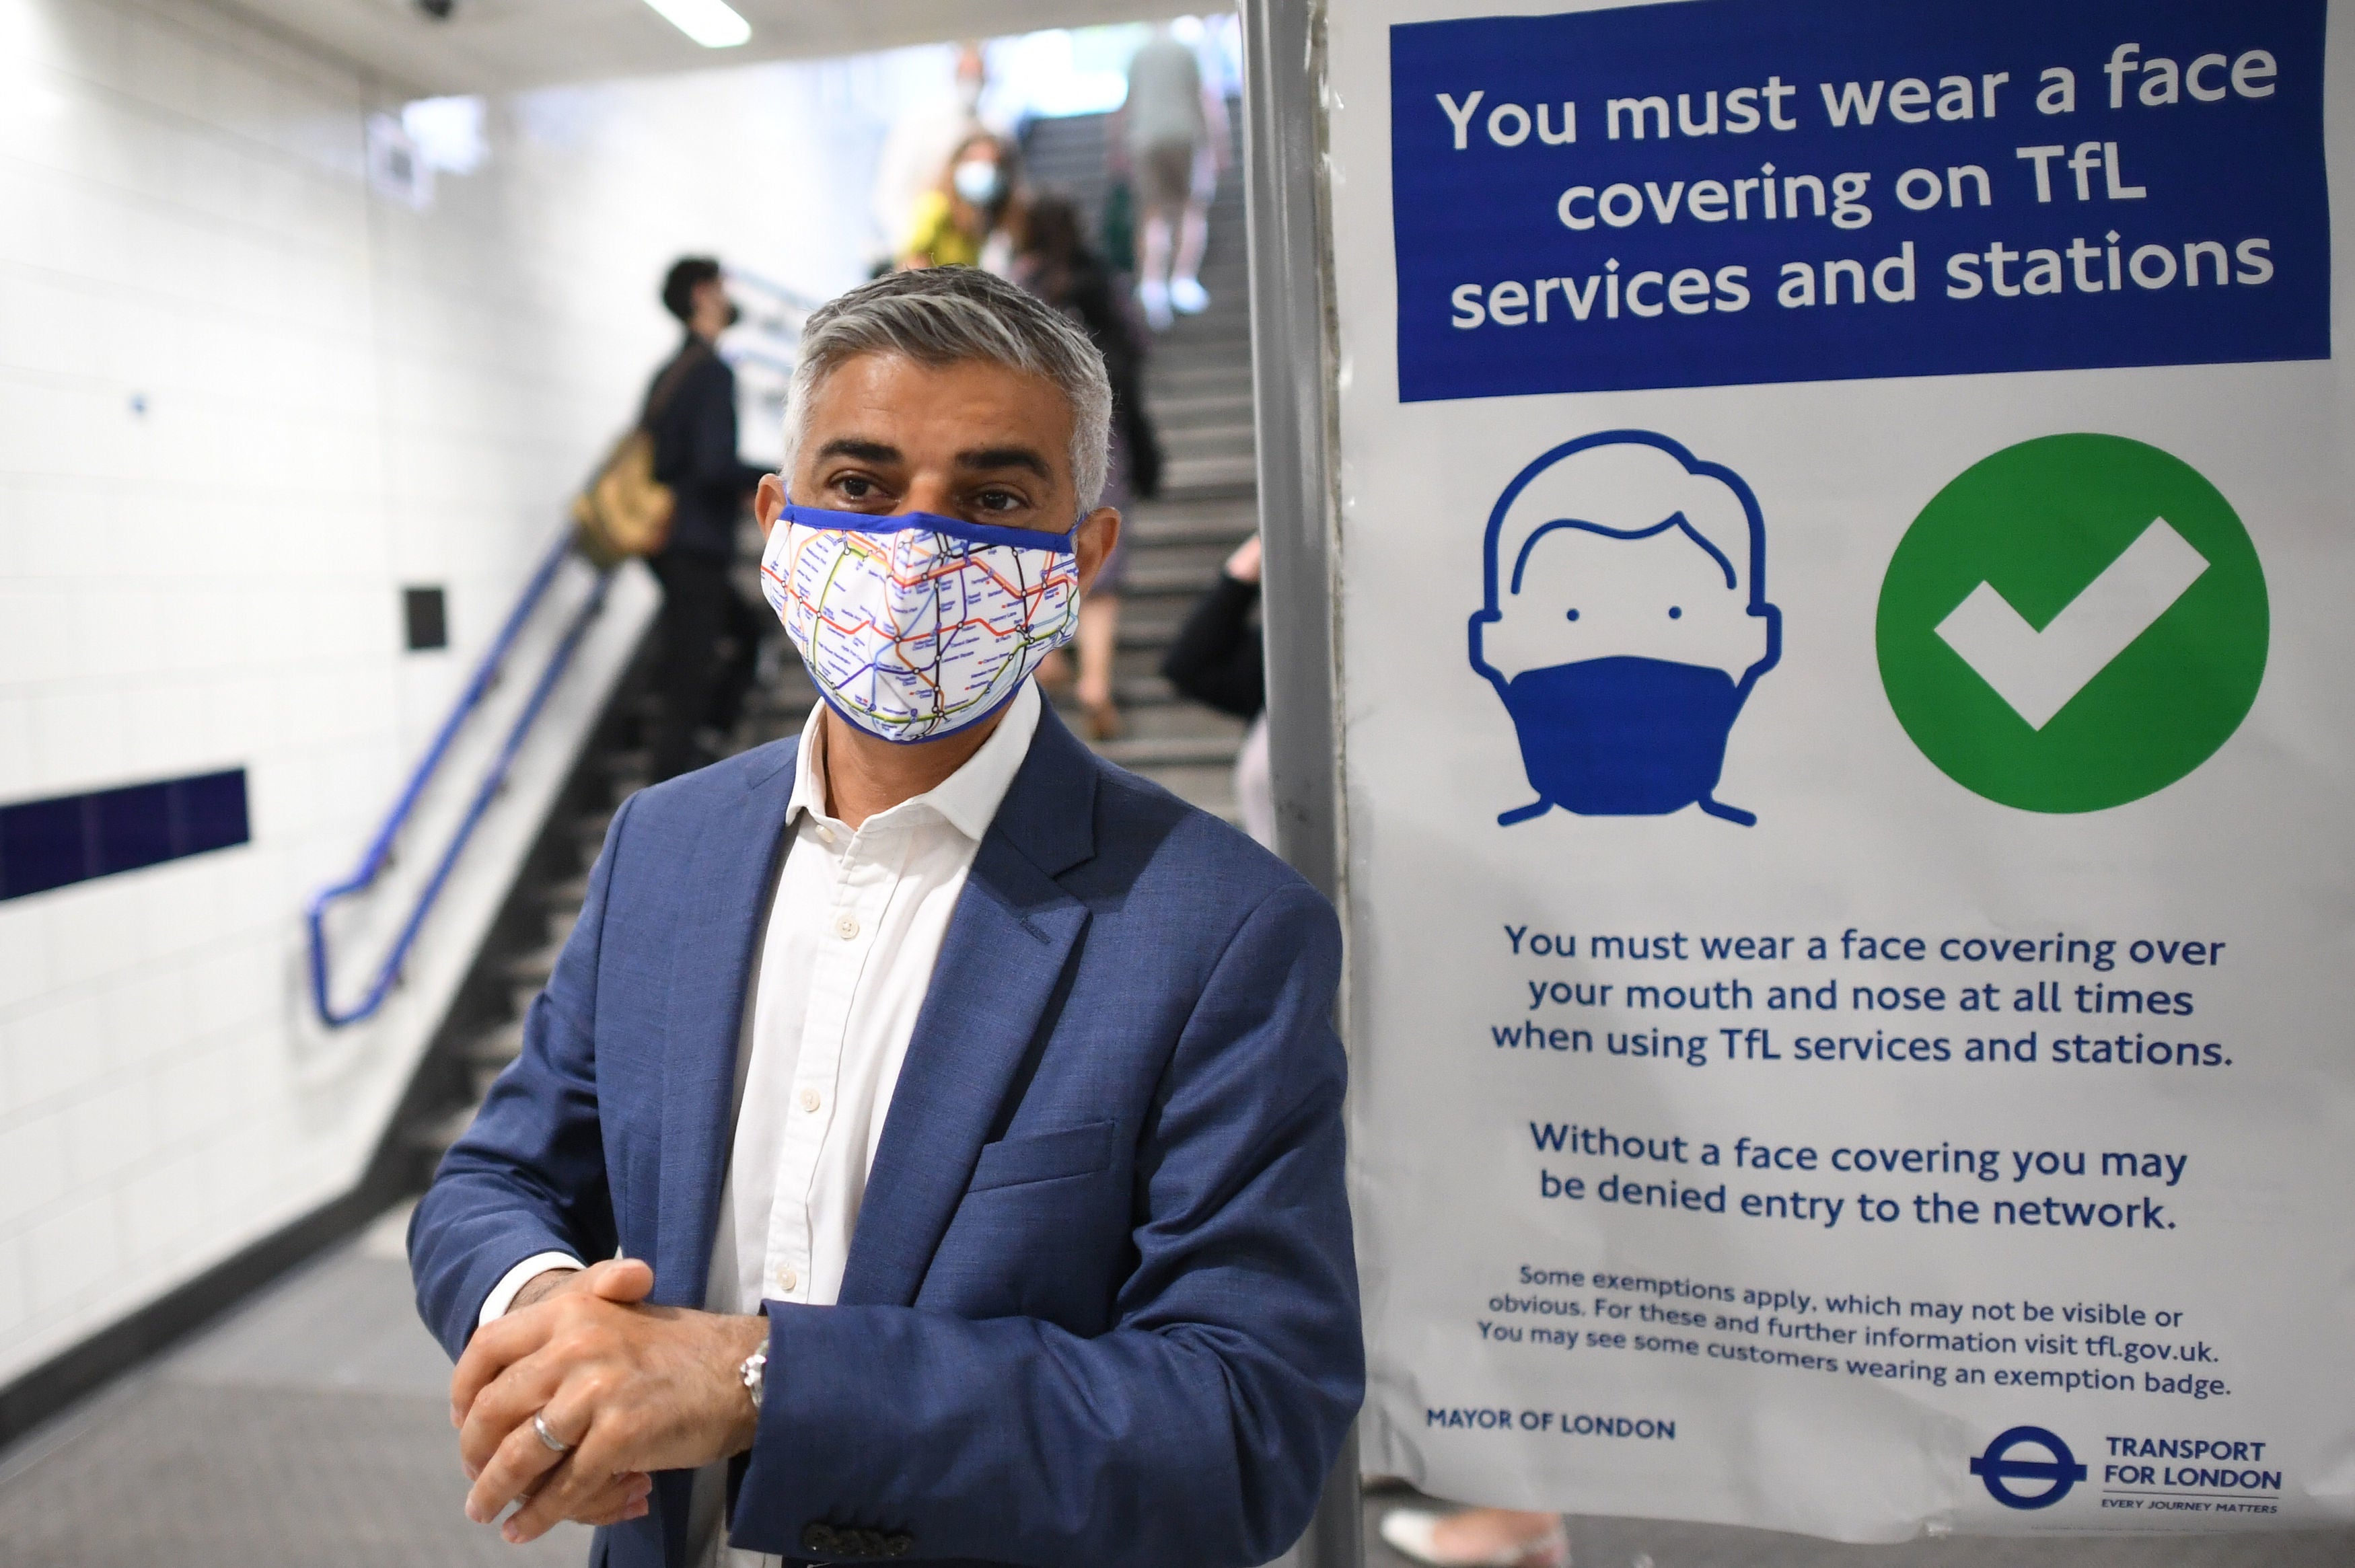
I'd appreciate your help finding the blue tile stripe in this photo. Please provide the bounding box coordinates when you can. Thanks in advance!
[0,770,249,901]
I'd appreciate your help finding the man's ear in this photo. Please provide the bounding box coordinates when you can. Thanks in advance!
[755,473,786,540]
[1074,507,1122,593]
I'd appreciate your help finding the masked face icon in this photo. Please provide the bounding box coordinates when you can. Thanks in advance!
[1469,431,1781,826]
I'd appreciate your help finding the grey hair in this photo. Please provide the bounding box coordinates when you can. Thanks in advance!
[781,266,1114,512]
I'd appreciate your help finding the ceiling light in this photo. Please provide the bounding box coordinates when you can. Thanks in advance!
[641,0,750,48]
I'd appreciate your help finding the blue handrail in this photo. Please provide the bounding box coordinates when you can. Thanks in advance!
[723,265,825,316]
[721,345,801,379]
[305,532,612,1027]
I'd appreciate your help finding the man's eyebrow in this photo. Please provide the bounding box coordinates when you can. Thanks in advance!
[955,445,1052,480]
[816,437,901,464]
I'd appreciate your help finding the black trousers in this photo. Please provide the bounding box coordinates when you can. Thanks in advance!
[649,550,766,781]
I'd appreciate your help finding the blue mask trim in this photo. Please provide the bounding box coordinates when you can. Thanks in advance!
[811,678,1031,748]
[780,502,1077,555]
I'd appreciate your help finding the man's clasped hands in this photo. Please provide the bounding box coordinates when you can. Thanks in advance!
[449,1258,770,1544]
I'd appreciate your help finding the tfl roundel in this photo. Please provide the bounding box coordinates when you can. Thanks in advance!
[1969,1426,2088,1509]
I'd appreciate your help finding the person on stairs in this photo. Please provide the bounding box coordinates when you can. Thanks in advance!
[869,42,988,272]
[1015,193,1162,741]
[1161,533,1272,848]
[1122,21,1229,330]
[646,257,770,782]
[898,130,1022,275]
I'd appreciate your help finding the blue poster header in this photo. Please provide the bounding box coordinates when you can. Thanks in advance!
[1389,0,2329,402]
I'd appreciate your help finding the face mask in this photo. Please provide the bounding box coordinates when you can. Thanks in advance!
[952,159,1005,207]
[1498,657,1755,825]
[761,502,1080,744]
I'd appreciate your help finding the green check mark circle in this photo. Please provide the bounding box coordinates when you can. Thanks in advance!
[1877,434,2268,813]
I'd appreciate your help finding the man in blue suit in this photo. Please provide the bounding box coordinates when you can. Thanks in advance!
[408,266,1361,1568]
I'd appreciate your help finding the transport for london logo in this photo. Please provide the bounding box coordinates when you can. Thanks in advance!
[1970,1425,2087,1509]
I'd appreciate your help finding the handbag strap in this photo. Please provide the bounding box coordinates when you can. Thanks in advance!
[639,338,713,431]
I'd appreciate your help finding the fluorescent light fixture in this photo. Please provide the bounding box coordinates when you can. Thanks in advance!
[642,0,751,48]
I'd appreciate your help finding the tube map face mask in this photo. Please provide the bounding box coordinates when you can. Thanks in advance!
[761,502,1081,744]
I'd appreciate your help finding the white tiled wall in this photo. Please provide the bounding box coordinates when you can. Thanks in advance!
[0,0,887,1388]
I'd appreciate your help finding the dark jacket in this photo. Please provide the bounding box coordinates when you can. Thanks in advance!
[645,339,766,560]
[1021,256,1163,500]
[1162,573,1264,719]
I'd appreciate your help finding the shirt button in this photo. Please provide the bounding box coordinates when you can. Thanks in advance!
[833,912,860,940]
[799,1086,821,1113]
[776,1266,797,1292]
[817,825,836,844]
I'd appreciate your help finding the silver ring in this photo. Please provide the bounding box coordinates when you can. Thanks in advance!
[533,1412,573,1454]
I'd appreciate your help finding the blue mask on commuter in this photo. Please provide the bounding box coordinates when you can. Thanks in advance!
[952,160,1006,207]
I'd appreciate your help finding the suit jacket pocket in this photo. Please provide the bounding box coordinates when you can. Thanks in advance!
[967,1119,1116,1193]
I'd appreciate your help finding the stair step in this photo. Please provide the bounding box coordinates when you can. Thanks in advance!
[1149,363,1254,394]
[1118,675,1186,706]
[1120,546,1249,585]
[1152,392,1256,426]
[409,1103,478,1157]
[465,1017,528,1066]
[1150,428,1255,459]
[1076,705,1247,744]
[1115,644,1192,681]
[1161,420,1255,451]
[1155,318,1252,347]
[1116,558,1232,593]
[1049,679,1186,713]
[1092,734,1243,769]
[1122,501,1258,537]
[1159,472,1257,503]
[503,939,564,990]
[1116,601,1208,642]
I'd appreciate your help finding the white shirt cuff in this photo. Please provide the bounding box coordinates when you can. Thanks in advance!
[478,1252,585,1329]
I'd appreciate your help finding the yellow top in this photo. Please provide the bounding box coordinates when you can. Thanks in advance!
[899,190,982,269]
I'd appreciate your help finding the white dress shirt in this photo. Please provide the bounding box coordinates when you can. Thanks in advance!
[476,680,1044,1568]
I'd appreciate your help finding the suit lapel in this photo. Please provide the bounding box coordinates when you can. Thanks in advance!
[838,706,1099,1307]
[651,745,797,1308]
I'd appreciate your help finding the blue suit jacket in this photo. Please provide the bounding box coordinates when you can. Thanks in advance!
[409,703,1361,1568]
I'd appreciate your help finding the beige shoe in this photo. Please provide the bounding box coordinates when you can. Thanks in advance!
[1379,1507,1569,1568]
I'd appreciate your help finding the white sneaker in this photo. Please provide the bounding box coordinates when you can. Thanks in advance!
[1379,1508,1570,1568]
[1138,277,1173,331]
[1169,274,1210,314]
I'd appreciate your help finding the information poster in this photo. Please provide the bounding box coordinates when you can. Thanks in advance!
[1323,0,2355,1538]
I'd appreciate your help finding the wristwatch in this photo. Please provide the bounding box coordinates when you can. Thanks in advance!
[738,1347,767,1412]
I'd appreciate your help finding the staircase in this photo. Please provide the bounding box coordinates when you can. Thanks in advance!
[1017,104,1259,819]
[393,104,1261,1174]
